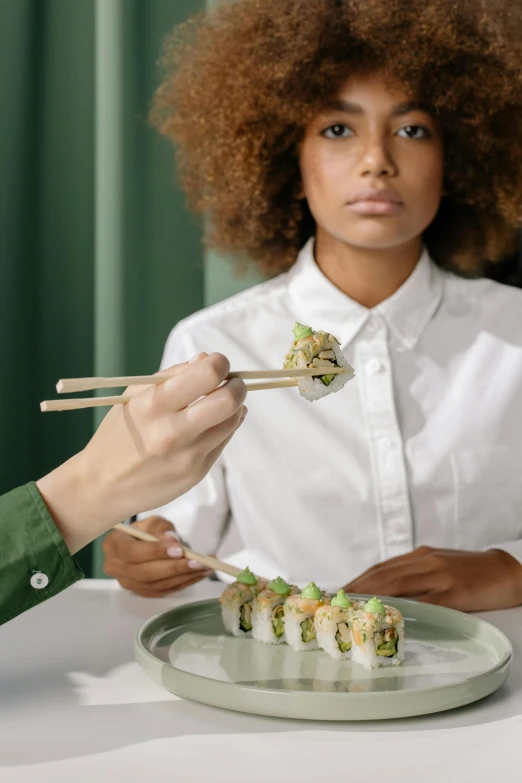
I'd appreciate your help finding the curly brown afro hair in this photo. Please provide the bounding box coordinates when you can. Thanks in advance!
[151,0,522,276]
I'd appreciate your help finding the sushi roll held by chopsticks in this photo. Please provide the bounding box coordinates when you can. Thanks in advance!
[351,597,405,670]
[219,567,267,637]
[283,323,355,402]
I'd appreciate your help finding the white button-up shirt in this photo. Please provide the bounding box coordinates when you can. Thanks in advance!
[143,239,522,590]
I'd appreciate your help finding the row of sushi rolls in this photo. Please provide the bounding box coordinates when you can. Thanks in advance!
[220,571,404,671]
[219,323,405,672]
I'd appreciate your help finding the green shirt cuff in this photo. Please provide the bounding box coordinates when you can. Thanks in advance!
[0,482,84,625]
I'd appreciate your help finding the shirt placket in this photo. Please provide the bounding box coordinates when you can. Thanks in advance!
[356,316,414,561]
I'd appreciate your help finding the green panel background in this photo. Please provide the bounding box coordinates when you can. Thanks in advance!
[0,0,96,575]
[1,0,239,577]
[91,0,210,577]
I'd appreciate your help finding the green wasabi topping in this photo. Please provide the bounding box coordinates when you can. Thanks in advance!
[268,576,291,595]
[293,322,314,341]
[301,581,321,600]
[331,589,353,609]
[237,567,257,585]
[364,596,386,614]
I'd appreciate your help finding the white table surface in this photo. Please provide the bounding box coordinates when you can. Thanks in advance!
[0,579,521,783]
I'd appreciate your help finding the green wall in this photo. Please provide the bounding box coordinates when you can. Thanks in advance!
[0,0,263,577]
[0,0,208,576]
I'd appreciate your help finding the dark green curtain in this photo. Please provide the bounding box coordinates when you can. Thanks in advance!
[0,0,205,575]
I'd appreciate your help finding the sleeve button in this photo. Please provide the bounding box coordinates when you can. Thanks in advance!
[30,571,49,589]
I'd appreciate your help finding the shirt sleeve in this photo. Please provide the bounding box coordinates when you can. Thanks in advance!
[0,482,84,625]
[137,325,231,552]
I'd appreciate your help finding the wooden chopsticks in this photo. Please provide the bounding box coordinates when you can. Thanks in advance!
[40,366,350,412]
[40,396,135,412]
[56,366,348,393]
[112,523,242,578]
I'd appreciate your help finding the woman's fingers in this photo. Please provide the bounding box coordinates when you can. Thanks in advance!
[102,515,215,596]
[102,517,180,565]
[104,552,208,583]
[184,377,247,436]
[344,562,439,598]
[196,403,248,453]
[118,570,212,597]
[161,352,233,412]
[347,547,437,582]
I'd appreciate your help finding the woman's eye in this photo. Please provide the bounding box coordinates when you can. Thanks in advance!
[322,124,352,139]
[397,125,431,140]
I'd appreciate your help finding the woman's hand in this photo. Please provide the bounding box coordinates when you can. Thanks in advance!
[343,547,522,611]
[37,353,247,553]
[103,517,212,597]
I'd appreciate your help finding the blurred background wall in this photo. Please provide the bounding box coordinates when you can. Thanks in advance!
[0,0,520,576]
[0,0,254,576]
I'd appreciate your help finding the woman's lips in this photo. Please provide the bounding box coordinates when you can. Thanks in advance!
[348,200,404,216]
[347,188,404,216]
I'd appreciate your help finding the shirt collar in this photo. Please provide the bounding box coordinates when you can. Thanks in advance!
[286,237,444,349]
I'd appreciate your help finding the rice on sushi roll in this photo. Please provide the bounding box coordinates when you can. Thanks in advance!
[252,576,298,645]
[351,597,405,670]
[283,582,330,652]
[220,567,267,637]
[314,589,363,661]
[283,322,355,402]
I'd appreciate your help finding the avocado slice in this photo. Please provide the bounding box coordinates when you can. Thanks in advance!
[301,618,317,643]
[320,374,335,386]
[376,640,397,657]
[335,631,352,653]
[272,605,285,638]
[240,602,253,632]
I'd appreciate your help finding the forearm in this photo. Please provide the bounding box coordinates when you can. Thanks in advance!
[36,450,119,555]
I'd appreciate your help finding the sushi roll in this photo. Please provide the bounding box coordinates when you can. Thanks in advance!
[314,589,358,661]
[283,582,330,652]
[351,597,405,670]
[283,322,355,402]
[252,576,297,645]
[219,567,267,637]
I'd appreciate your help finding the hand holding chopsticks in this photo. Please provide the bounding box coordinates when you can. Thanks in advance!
[112,523,243,578]
[41,366,349,412]
[36,354,248,554]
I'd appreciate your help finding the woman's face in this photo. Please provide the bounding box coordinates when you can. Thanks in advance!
[299,72,444,251]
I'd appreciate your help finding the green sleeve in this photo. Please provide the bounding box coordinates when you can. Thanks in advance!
[0,482,84,625]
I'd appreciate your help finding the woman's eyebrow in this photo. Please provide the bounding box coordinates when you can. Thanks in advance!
[321,99,434,116]
[391,101,434,117]
[323,99,364,114]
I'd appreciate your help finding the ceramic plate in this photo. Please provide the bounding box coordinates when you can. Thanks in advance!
[135,596,512,720]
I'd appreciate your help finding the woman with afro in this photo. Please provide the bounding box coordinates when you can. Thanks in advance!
[103,0,522,611]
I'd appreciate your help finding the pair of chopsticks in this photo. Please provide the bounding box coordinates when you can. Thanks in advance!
[40,366,349,412]
[113,523,242,578]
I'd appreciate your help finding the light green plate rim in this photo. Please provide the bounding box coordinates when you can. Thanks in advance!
[134,596,512,721]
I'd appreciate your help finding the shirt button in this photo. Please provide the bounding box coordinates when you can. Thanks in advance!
[30,571,49,590]
[366,319,379,334]
[379,437,393,450]
[388,517,404,534]
[367,359,384,374]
